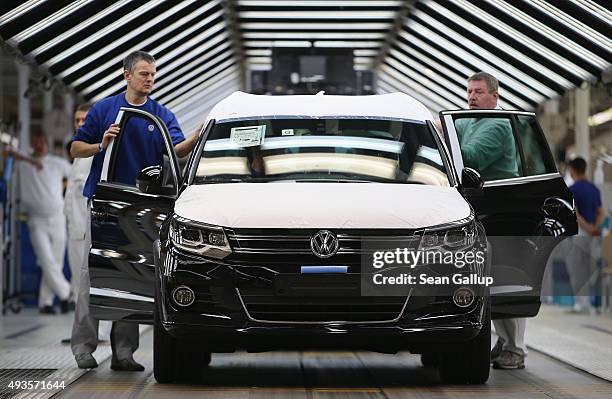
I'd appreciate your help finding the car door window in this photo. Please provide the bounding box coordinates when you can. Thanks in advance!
[452,115,521,182]
[515,115,557,176]
[106,112,179,193]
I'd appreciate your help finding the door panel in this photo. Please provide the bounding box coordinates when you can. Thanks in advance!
[440,110,577,318]
[89,108,181,321]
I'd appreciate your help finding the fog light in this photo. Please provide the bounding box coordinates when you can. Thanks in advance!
[452,286,475,308]
[172,286,195,307]
[208,232,226,246]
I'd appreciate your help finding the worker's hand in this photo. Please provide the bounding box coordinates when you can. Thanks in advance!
[196,123,205,137]
[101,123,120,149]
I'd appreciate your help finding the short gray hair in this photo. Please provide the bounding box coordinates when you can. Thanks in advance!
[468,72,498,93]
[123,51,155,73]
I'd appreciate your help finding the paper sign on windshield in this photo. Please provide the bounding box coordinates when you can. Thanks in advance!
[230,125,266,147]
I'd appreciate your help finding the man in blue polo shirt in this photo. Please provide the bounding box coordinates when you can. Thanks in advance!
[70,51,199,371]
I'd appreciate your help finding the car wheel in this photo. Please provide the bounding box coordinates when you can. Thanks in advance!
[153,287,211,383]
[438,300,491,384]
[153,303,177,383]
[420,352,439,368]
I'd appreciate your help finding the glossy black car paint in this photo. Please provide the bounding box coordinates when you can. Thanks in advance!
[89,108,576,352]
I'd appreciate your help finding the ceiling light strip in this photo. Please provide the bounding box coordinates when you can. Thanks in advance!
[406,21,546,103]
[46,0,168,68]
[0,0,44,26]
[246,49,272,56]
[354,49,379,56]
[248,64,273,71]
[393,36,529,110]
[78,19,227,94]
[422,0,573,89]
[451,0,592,81]
[161,65,239,108]
[411,9,556,98]
[30,1,131,56]
[244,40,312,47]
[50,0,202,73]
[153,52,235,99]
[178,84,240,130]
[527,0,612,51]
[376,80,436,115]
[238,11,396,19]
[379,64,461,109]
[237,1,402,6]
[569,0,612,25]
[8,0,92,43]
[168,68,239,111]
[89,47,233,102]
[242,32,386,39]
[385,55,466,106]
[314,40,383,48]
[240,22,392,30]
[247,56,272,63]
[155,37,231,79]
[484,0,608,69]
[377,73,448,112]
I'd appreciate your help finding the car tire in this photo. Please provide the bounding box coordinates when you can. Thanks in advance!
[153,285,211,383]
[438,300,491,384]
[420,352,439,368]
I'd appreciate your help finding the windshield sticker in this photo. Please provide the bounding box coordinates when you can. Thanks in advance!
[230,125,266,147]
[281,129,294,136]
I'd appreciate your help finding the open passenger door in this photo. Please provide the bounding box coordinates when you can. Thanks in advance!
[440,109,577,318]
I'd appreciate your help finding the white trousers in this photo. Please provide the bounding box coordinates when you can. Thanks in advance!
[27,213,71,307]
[67,234,112,340]
[493,318,527,356]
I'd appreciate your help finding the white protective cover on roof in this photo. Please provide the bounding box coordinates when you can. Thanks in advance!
[206,91,435,123]
[174,183,470,229]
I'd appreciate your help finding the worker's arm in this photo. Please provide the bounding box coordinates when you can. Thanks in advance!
[174,124,203,158]
[3,147,42,170]
[174,133,199,158]
[70,124,119,158]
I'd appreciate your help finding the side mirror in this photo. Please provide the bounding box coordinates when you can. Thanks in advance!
[461,167,484,196]
[136,165,163,194]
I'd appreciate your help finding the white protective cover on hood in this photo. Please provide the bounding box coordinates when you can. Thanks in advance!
[205,91,434,124]
[174,183,470,229]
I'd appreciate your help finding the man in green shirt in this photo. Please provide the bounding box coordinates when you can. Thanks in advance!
[455,73,518,181]
[454,72,526,370]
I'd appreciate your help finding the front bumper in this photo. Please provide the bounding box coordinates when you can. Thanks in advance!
[156,239,488,353]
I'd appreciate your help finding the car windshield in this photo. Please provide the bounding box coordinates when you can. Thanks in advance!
[193,118,450,186]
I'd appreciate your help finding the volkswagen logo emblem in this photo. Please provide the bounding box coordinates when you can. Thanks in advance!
[310,230,339,258]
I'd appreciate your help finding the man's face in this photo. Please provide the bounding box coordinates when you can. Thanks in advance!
[125,60,156,96]
[74,110,88,130]
[467,79,498,109]
[31,135,48,156]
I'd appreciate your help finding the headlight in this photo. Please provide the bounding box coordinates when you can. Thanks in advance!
[420,221,476,251]
[169,215,231,258]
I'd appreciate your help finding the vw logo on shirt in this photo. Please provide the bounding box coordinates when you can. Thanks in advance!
[310,230,339,258]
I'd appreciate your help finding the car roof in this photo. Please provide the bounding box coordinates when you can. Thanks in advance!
[206,91,435,123]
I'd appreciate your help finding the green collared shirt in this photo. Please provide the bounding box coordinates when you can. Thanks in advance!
[455,117,519,181]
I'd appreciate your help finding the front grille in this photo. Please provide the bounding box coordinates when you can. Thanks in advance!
[238,288,408,323]
[228,229,421,255]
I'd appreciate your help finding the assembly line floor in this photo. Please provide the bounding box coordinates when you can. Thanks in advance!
[1,304,611,399]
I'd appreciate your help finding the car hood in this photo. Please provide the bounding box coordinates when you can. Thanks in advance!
[174,183,471,229]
